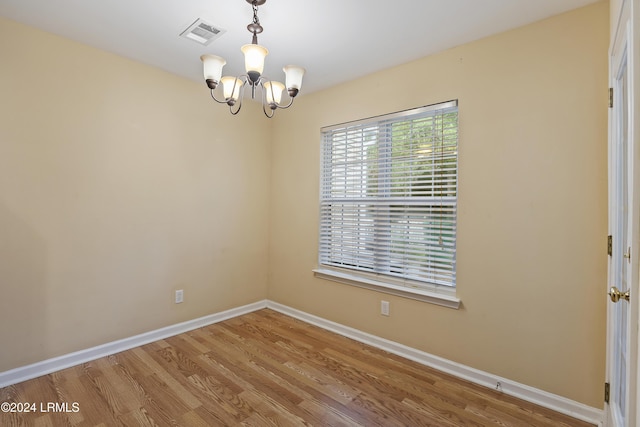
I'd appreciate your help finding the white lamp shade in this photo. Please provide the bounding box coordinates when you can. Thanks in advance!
[200,54,226,83]
[241,44,268,75]
[221,76,242,101]
[283,65,305,90]
[264,81,285,105]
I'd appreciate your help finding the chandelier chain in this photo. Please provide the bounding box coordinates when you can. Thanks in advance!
[252,3,260,26]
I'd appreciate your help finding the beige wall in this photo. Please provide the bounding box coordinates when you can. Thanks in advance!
[0,17,270,371]
[269,2,609,407]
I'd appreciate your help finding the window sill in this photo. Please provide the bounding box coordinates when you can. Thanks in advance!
[312,268,461,309]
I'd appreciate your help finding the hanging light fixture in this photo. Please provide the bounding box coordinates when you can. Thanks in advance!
[200,0,305,118]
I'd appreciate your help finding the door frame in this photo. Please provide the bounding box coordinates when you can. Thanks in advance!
[607,0,640,426]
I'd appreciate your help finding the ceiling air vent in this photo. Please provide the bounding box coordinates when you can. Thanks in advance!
[180,19,226,46]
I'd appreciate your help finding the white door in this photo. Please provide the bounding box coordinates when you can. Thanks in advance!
[607,1,638,426]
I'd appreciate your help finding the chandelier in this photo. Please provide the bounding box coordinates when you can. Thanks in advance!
[200,0,305,118]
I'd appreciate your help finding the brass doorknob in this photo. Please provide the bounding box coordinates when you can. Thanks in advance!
[609,286,630,303]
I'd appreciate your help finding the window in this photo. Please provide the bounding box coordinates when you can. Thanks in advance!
[318,100,458,298]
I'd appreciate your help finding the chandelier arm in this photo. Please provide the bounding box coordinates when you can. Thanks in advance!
[259,79,267,103]
[259,81,275,118]
[261,77,272,105]
[210,89,229,104]
[230,98,243,115]
[262,102,275,118]
[274,97,295,109]
[229,82,248,115]
[239,79,247,101]
[234,74,256,100]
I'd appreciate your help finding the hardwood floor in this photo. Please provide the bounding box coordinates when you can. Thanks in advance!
[1,309,594,426]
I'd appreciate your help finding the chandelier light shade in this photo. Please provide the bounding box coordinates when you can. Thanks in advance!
[201,54,226,84]
[200,0,305,118]
[264,81,285,106]
[283,65,305,93]
[221,76,242,104]
[241,44,268,78]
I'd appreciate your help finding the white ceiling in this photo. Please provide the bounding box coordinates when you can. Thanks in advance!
[0,0,602,94]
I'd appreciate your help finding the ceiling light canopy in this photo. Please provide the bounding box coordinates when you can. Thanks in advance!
[200,0,305,118]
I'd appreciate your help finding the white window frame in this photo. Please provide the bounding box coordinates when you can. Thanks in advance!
[314,100,460,309]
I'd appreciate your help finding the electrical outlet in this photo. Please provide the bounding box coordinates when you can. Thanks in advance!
[381,300,390,316]
[175,289,184,304]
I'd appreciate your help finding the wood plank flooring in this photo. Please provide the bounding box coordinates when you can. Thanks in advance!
[0,309,594,426]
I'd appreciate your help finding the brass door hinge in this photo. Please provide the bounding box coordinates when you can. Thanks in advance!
[605,382,610,403]
[609,88,614,108]
[608,235,613,256]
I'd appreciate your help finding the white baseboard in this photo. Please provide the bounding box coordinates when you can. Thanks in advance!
[0,300,267,388]
[0,299,604,426]
[265,301,604,427]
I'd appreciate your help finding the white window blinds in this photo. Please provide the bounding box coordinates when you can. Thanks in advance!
[319,100,458,289]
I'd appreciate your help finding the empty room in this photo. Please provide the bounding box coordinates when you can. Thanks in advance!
[0,0,638,426]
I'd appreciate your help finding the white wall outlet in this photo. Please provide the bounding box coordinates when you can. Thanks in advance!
[381,300,390,316]
[175,289,184,304]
